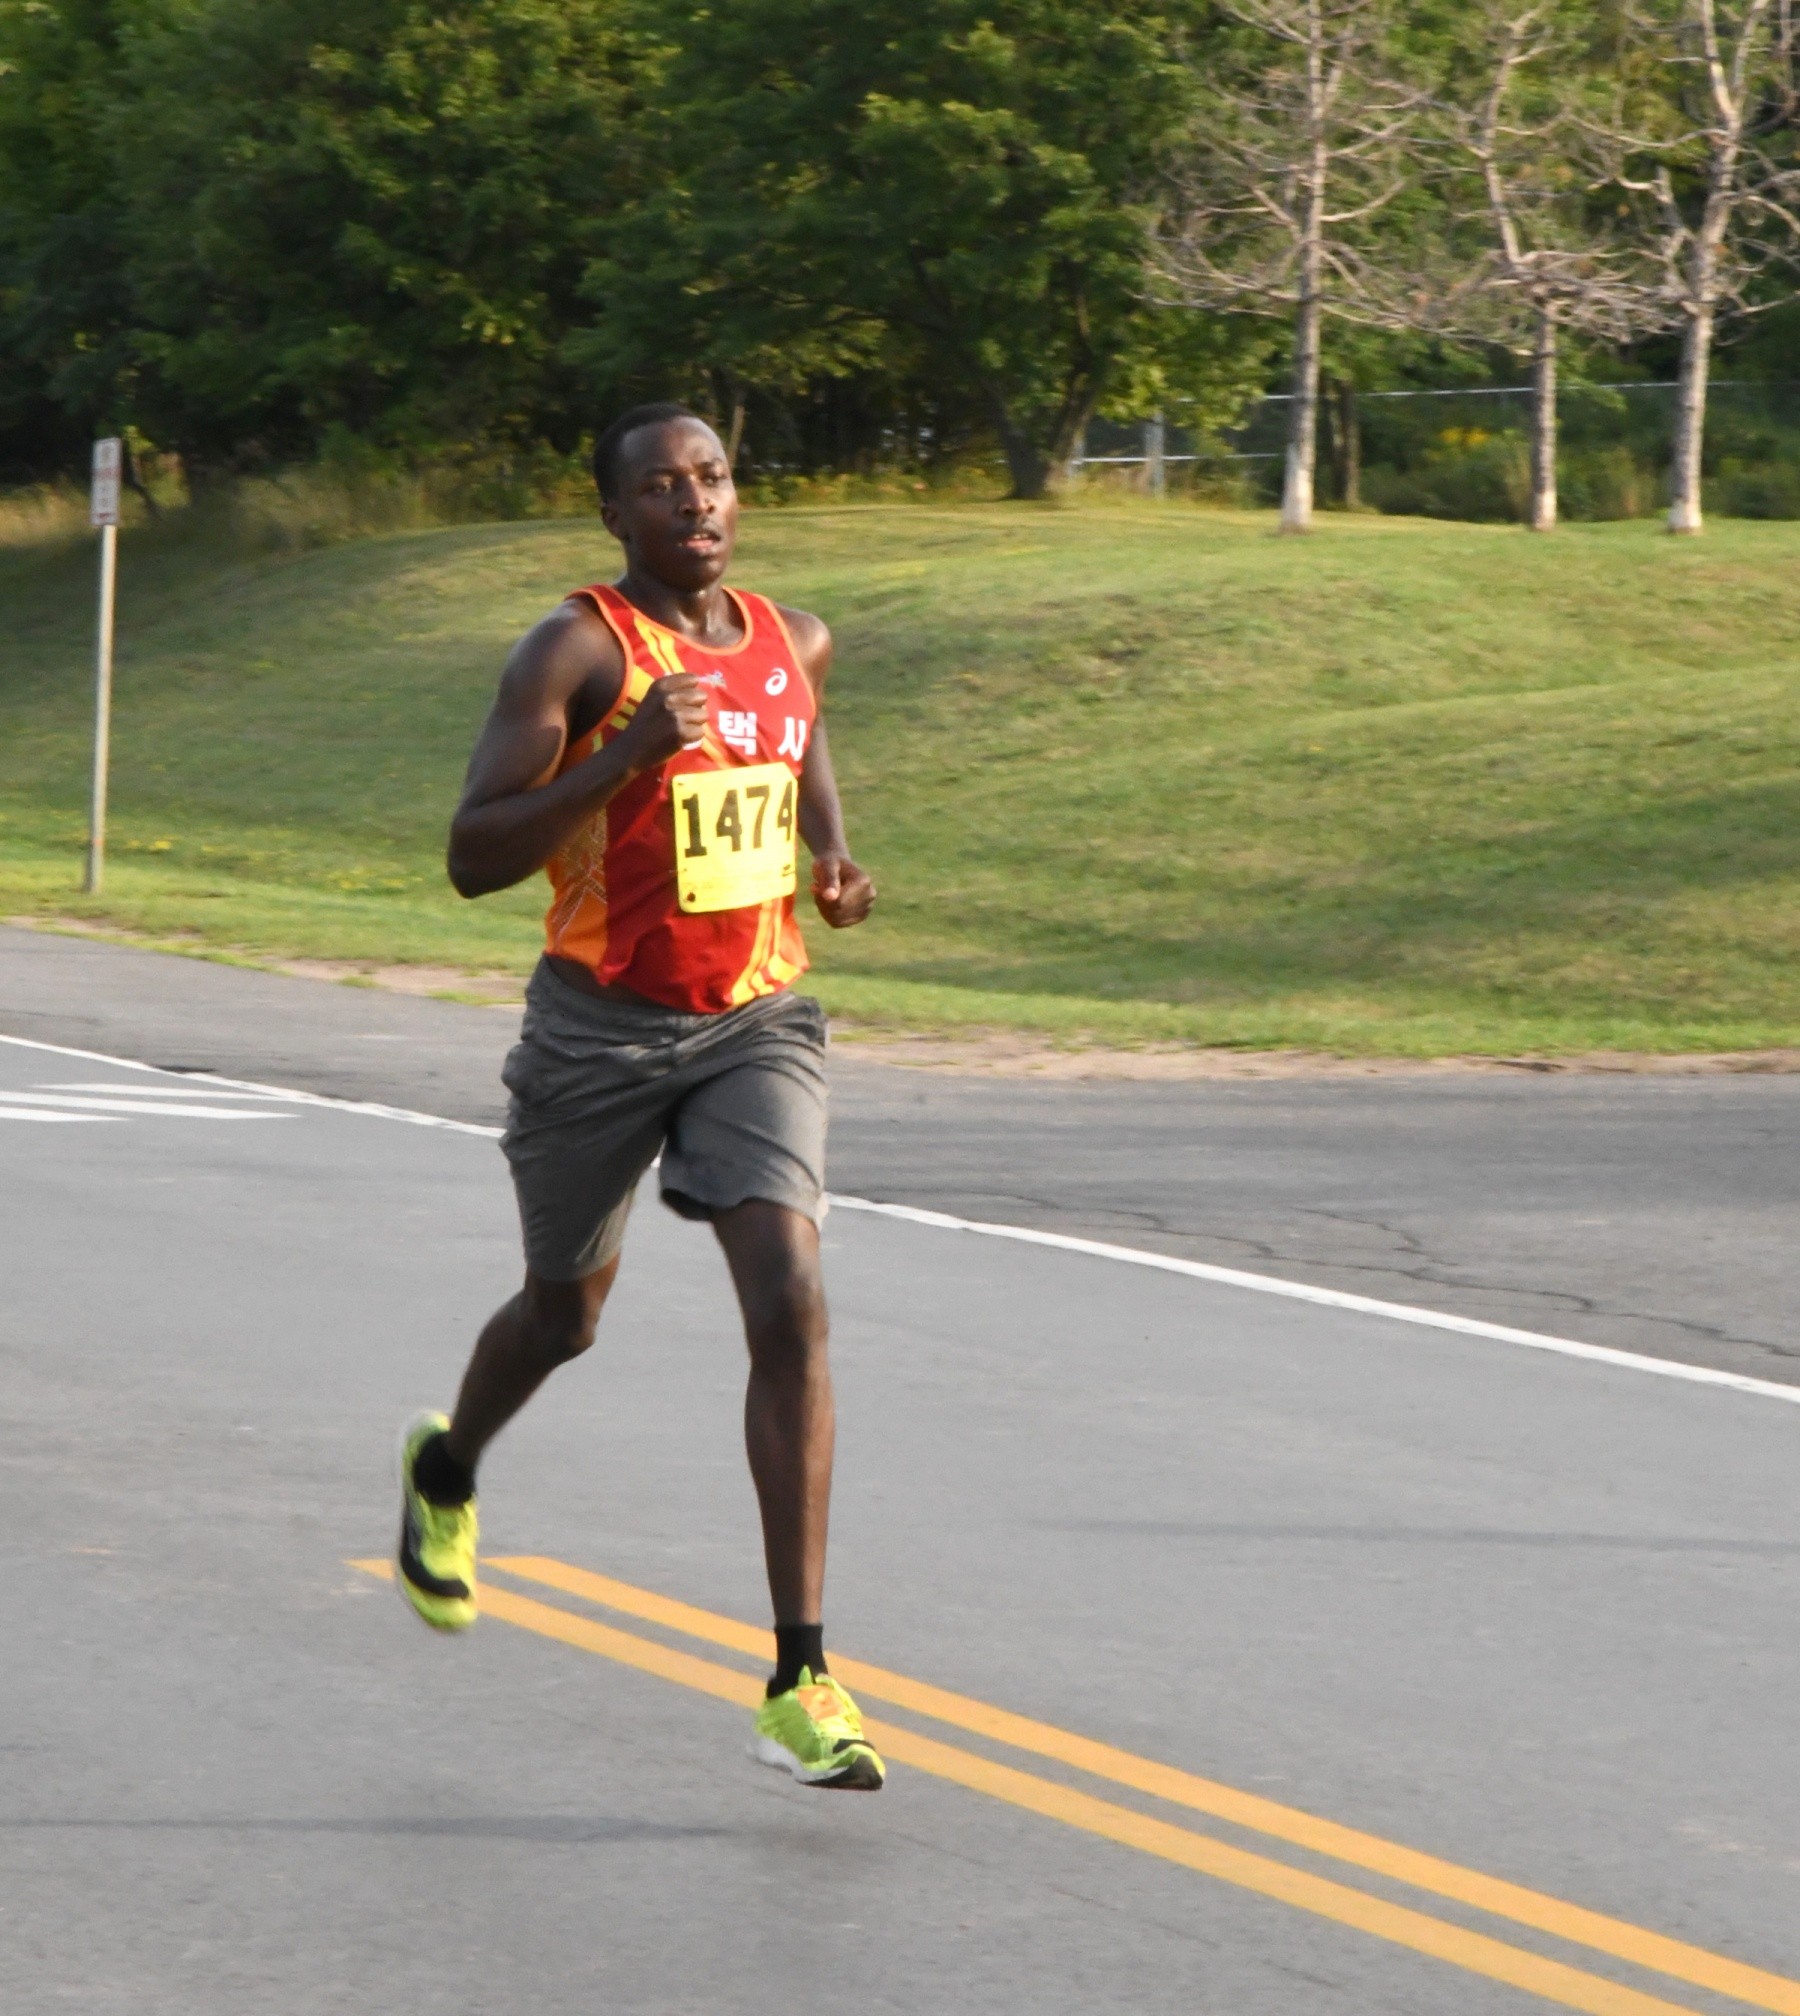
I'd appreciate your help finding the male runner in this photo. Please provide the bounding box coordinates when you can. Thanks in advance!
[394,403,884,1791]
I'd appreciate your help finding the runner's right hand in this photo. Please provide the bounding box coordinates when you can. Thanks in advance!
[617,672,711,768]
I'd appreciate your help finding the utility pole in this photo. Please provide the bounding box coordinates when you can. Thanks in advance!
[84,438,121,895]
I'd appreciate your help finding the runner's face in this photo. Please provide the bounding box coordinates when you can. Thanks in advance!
[605,420,738,591]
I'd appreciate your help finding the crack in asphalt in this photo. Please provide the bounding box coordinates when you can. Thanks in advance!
[859,1188,1797,1367]
[1284,1206,1797,1361]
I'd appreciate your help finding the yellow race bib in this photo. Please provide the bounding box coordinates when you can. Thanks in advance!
[671,762,798,914]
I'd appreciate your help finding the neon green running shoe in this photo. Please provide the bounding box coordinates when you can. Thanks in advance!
[396,1411,477,1632]
[752,1669,885,1790]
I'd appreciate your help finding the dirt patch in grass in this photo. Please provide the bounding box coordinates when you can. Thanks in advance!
[827,1024,1800,1078]
[14,915,1797,1076]
[271,957,525,1006]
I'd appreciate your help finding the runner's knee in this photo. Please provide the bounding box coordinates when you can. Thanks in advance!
[741,1261,828,1370]
[519,1267,612,1365]
[714,1200,828,1367]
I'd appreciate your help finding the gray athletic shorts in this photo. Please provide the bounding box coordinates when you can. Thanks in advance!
[499,959,829,1281]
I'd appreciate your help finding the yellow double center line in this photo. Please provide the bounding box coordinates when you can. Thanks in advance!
[352,1554,1800,2016]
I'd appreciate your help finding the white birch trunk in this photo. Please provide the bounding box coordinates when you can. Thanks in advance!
[1668,162,1724,538]
[1664,0,1764,535]
[1529,306,1557,532]
[1666,303,1714,533]
[1282,13,1327,536]
[1282,282,1321,532]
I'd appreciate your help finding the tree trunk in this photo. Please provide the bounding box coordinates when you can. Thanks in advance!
[1338,380,1361,509]
[1319,376,1341,501]
[725,391,747,471]
[1528,306,1557,532]
[1041,383,1103,495]
[1282,279,1321,532]
[1667,302,1713,535]
[123,442,162,521]
[1282,56,1326,535]
[1000,435,1048,499]
[984,387,1050,498]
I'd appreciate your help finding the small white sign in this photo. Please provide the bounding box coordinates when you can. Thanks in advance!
[90,437,122,528]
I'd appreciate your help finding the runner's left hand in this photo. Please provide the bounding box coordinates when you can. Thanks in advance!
[812,853,875,929]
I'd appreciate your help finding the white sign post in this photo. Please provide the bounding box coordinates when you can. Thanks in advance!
[84,438,122,894]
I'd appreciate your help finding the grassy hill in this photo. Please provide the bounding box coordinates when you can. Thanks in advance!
[1,500,1797,1055]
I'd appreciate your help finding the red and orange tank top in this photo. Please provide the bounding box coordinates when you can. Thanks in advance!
[543,582,817,1014]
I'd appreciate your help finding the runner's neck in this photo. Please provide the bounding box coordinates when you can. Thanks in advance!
[613,571,745,650]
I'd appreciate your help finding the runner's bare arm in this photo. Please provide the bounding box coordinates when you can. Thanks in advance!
[447,601,710,898]
[781,606,875,930]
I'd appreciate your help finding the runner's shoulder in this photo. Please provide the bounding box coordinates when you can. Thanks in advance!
[499,595,626,714]
[770,602,832,691]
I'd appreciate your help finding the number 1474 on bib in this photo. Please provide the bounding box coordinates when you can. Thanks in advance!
[672,762,798,914]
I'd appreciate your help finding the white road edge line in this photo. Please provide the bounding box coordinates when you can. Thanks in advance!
[4,1028,1795,1411]
[827,1196,1800,1408]
[0,1032,500,1137]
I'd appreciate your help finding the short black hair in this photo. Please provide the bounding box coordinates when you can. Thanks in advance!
[592,402,708,501]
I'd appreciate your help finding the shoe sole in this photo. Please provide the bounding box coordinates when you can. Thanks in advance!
[394,1410,476,1634]
[751,1733,885,1791]
[394,1550,476,1632]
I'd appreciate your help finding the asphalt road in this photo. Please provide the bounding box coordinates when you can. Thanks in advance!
[3,924,1796,1380]
[4,955,1800,2013]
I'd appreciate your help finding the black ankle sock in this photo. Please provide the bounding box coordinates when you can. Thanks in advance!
[412,1430,475,1508]
[768,1623,826,1697]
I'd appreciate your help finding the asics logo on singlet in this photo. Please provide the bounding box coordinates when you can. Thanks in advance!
[765,667,789,697]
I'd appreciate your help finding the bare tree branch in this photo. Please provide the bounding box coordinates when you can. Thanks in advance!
[1153,0,1431,530]
[1590,0,1800,531]
[1436,7,1672,528]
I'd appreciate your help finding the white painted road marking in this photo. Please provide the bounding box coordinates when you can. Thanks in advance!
[1,1028,1794,1411]
[43,1082,299,1101]
[0,1091,292,1121]
[0,1107,117,1123]
[0,1036,499,1136]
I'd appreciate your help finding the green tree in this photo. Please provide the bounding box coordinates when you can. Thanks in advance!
[107,0,636,469]
[0,0,135,475]
[596,0,1256,498]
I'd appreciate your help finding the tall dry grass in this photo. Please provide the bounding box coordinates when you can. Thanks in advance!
[0,483,94,548]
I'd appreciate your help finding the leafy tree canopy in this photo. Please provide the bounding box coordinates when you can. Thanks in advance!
[590,0,1262,494]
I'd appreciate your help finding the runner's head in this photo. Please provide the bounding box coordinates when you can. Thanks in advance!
[594,403,737,592]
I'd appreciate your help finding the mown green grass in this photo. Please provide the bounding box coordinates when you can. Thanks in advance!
[2,500,1796,1053]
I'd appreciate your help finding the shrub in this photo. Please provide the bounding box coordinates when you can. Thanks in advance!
[1710,457,1800,520]
[1364,432,1529,522]
[1558,445,1657,521]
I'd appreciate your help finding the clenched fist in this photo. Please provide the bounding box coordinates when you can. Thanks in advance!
[811,852,876,929]
[617,672,711,770]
